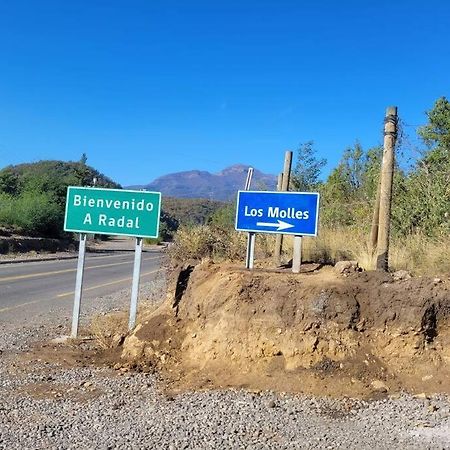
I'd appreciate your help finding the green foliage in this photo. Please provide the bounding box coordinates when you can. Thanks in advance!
[393,97,450,236]
[317,97,449,237]
[159,211,179,241]
[418,96,450,150]
[0,160,121,237]
[208,203,236,230]
[168,96,449,268]
[319,143,382,228]
[162,197,224,227]
[144,198,226,243]
[291,142,327,191]
[0,169,21,195]
[0,191,62,236]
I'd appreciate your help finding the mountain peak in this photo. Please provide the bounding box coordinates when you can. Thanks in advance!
[218,164,251,175]
[129,165,277,201]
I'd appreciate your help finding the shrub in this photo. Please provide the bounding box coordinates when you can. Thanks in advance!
[0,191,62,236]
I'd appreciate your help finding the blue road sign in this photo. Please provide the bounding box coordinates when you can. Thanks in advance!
[235,191,320,236]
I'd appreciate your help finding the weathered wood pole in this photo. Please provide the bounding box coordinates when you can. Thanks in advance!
[277,172,283,191]
[292,235,302,273]
[273,172,284,264]
[273,151,293,265]
[369,179,381,253]
[376,106,398,271]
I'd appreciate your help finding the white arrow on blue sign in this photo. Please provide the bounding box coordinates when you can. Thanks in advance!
[235,191,320,236]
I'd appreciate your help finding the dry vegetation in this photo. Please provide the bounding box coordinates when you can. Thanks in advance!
[299,228,450,276]
[168,225,450,277]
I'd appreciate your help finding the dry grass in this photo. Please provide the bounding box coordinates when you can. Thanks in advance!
[87,302,163,349]
[89,311,128,350]
[168,225,273,262]
[169,225,450,277]
[286,228,450,276]
[389,233,450,276]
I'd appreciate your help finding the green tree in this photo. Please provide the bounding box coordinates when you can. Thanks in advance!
[418,96,450,152]
[0,160,121,237]
[291,142,327,191]
[74,154,91,186]
[401,97,450,236]
[0,169,20,195]
[208,203,236,230]
[80,153,88,165]
[320,143,380,227]
[384,97,450,236]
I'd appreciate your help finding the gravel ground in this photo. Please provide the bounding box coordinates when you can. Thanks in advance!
[1,274,450,449]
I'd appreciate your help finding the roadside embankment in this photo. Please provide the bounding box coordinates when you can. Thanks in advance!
[0,235,75,255]
[122,261,450,398]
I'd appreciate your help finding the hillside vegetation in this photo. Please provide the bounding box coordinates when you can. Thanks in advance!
[0,157,224,241]
[170,97,450,275]
[0,157,120,237]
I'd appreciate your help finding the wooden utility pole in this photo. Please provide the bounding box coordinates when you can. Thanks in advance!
[276,172,283,191]
[369,180,381,252]
[273,151,293,265]
[376,106,398,271]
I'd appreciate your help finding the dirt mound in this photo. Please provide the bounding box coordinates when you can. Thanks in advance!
[122,261,450,398]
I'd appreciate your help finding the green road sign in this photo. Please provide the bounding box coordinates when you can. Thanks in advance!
[64,187,161,238]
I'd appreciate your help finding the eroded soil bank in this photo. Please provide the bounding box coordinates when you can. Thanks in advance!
[121,261,450,398]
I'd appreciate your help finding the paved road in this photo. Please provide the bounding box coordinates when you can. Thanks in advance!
[0,249,164,325]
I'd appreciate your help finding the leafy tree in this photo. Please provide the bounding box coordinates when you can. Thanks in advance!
[159,211,179,240]
[398,97,450,236]
[291,142,327,191]
[0,191,61,237]
[319,143,381,227]
[162,197,224,228]
[418,96,450,153]
[74,154,93,186]
[0,168,20,195]
[208,203,236,230]
[0,160,121,237]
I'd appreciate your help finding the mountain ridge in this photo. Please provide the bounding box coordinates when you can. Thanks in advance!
[127,164,277,201]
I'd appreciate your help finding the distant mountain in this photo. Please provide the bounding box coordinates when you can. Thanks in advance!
[128,164,277,201]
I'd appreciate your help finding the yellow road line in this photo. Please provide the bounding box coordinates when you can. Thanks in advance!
[0,256,162,283]
[0,299,45,314]
[56,268,163,298]
[0,268,164,313]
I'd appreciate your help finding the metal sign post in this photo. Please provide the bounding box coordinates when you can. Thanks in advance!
[245,232,256,269]
[71,233,87,338]
[128,237,143,331]
[64,186,162,338]
[244,168,255,269]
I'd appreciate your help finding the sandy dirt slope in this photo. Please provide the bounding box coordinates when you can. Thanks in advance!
[122,261,450,398]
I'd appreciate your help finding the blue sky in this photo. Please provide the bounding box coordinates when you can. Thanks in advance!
[0,0,449,186]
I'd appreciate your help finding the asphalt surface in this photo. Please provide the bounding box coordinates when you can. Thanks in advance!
[0,249,164,325]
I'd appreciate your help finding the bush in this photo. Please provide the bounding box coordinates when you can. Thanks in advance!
[0,191,62,236]
[168,224,276,263]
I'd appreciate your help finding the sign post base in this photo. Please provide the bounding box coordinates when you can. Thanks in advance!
[128,237,143,331]
[292,235,302,274]
[71,233,87,338]
[245,232,256,269]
